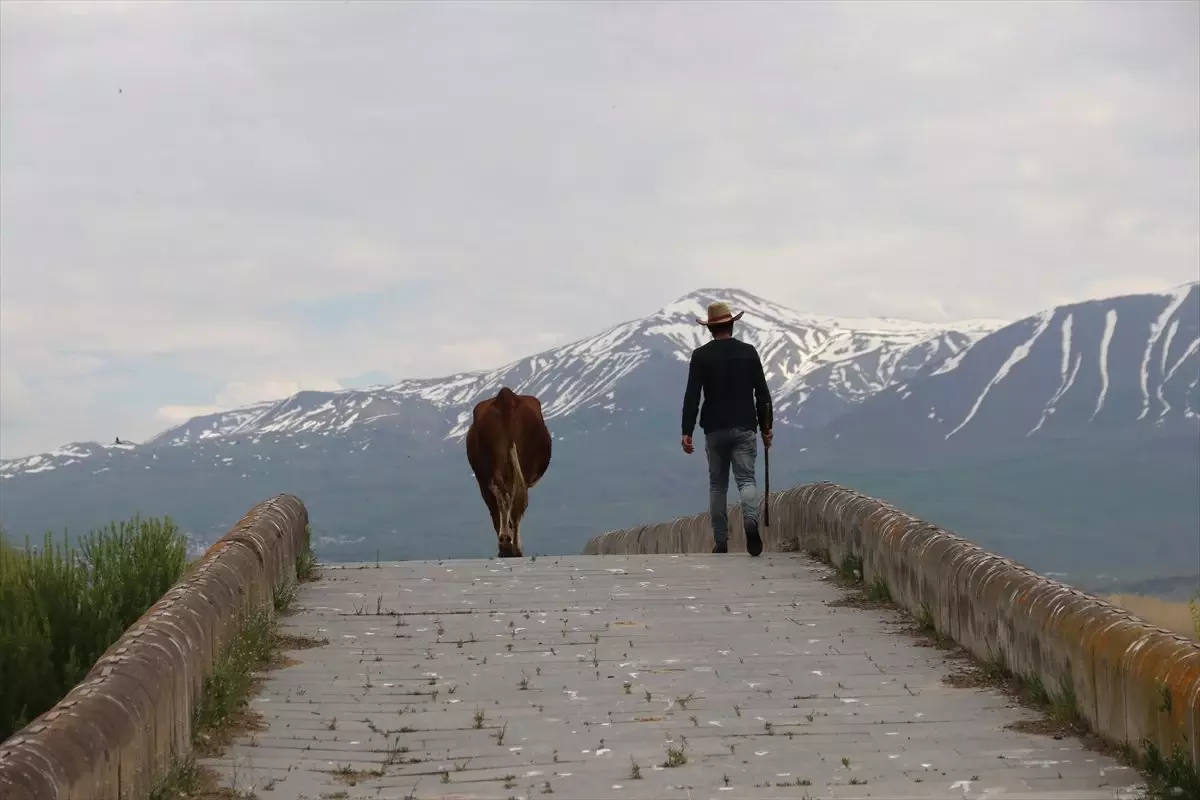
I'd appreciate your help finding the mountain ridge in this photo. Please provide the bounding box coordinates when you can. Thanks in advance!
[3,282,1195,478]
[1,287,1009,473]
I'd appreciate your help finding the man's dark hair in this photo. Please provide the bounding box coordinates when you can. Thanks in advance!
[707,320,734,338]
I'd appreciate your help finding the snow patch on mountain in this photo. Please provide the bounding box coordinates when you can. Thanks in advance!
[1028,312,1081,436]
[946,310,1055,439]
[1137,284,1193,420]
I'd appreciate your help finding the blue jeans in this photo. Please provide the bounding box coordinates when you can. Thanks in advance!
[704,427,759,544]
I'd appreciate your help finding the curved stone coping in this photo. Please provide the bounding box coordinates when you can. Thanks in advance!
[0,493,309,800]
[583,481,1200,775]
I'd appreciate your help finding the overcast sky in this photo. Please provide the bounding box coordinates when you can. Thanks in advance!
[1,0,1197,458]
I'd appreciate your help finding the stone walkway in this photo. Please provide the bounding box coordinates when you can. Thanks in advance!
[203,554,1146,799]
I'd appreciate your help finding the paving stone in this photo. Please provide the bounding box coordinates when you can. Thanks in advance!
[202,554,1147,799]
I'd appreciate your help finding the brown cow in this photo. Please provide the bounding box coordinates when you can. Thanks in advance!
[465,387,552,558]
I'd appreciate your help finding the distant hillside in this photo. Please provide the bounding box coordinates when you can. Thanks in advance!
[792,432,1199,583]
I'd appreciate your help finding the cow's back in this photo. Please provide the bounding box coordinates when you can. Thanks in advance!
[467,388,551,486]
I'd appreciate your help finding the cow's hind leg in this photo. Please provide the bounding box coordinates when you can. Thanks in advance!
[506,442,528,558]
[511,488,528,558]
[479,482,501,532]
[504,493,523,558]
[492,485,519,558]
[480,482,510,557]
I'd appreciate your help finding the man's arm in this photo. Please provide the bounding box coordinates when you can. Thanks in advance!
[753,349,773,433]
[681,350,703,436]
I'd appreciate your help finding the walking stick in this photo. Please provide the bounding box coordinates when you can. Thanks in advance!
[763,439,771,529]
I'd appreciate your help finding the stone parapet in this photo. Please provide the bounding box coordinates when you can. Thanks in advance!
[583,481,1200,776]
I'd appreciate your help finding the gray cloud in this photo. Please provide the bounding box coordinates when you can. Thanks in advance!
[1,0,1197,456]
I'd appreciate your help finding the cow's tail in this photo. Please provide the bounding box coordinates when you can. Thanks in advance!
[508,441,527,498]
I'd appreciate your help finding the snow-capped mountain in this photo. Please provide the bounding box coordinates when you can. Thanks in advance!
[800,281,1200,467]
[0,288,1002,480]
[1,285,1195,580]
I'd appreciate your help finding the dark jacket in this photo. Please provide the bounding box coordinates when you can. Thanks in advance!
[681,337,773,436]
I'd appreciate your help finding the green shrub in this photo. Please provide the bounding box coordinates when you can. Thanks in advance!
[296,523,319,582]
[0,516,187,740]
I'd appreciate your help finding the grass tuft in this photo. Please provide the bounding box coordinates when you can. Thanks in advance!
[865,577,891,603]
[1140,739,1200,799]
[917,603,936,632]
[836,553,863,585]
[662,741,688,768]
[296,523,320,583]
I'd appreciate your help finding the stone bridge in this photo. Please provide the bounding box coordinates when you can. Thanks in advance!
[1,484,1197,799]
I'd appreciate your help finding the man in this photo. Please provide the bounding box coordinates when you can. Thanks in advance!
[680,300,774,556]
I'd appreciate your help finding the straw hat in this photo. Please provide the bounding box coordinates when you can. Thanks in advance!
[696,301,744,326]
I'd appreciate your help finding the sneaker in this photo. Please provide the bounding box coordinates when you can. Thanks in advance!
[712,542,728,554]
[745,521,763,557]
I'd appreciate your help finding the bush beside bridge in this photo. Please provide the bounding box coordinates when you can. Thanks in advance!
[0,516,188,741]
[0,494,310,800]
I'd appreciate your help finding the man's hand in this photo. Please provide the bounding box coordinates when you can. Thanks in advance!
[681,434,694,455]
[762,428,773,449]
